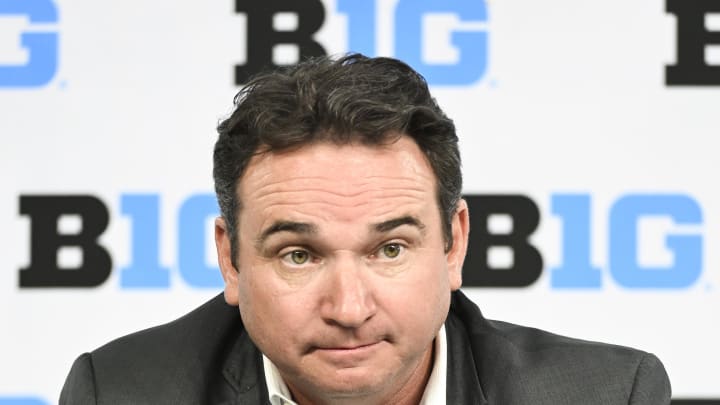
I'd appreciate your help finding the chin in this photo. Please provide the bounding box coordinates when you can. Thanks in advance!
[314,367,391,396]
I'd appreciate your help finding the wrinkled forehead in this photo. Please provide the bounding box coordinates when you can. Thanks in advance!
[234,137,441,240]
[238,136,435,218]
[238,136,437,199]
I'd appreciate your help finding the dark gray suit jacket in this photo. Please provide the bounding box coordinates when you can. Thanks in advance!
[60,291,671,404]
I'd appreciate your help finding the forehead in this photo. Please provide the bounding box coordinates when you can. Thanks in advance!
[237,136,437,225]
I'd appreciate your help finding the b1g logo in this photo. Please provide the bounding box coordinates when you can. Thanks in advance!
[462,194,704,289]
[666,0,720,85]
[0,0,58,87]
[18,193,704,290]
[19,194,221,288]
[235,0,488,86]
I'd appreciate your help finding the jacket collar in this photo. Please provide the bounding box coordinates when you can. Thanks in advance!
[445,299,489,405]
[220,328,270,405]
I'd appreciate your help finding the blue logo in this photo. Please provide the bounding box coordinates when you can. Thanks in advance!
[0,0,58,87]
[551,193,703,289]
[339,0,488,85]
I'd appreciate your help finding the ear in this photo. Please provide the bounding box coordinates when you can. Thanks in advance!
[215,217,239,305]
[446,199,469,291]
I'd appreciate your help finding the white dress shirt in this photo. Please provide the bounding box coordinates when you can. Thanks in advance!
[263,325,447,405]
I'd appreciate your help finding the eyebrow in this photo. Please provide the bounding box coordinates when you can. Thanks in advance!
[255,216,425,248]
[256,221,318,247]
[371,216,426,234]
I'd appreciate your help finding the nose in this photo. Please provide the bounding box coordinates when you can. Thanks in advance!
[320,256,377,329]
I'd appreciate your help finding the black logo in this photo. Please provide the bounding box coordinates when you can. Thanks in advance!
[666,0,720,85]
[235,0,327,84]
[20,195,112,287]
[462,195,543,287]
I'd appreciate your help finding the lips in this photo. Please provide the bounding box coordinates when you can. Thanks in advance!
[317,341,379,351]
[308,333,390,353]
[311,341,385,366]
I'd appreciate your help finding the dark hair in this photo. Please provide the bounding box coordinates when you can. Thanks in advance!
[214,54,461,267]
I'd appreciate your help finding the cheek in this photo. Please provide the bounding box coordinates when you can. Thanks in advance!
[382,256,452,334]
[417,254,453,324]
[236,266,277,342]
[236,268,311,350]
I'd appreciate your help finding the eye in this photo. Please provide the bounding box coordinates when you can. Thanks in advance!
[380,243,404,259]
[282,249,311,265]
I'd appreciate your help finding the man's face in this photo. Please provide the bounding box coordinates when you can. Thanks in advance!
[216,136,468,402]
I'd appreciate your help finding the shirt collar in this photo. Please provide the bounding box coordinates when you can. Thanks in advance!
[262,352,294,405]
[262,325,448,405]
[420,324,447,404]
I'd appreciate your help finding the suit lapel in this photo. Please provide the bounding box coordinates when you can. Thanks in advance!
[220,328,271,405]
[446,295,489,405]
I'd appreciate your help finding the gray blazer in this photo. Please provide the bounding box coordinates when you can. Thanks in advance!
[60,291,671,404]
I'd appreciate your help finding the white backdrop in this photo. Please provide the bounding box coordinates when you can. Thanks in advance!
[1,0,718,402]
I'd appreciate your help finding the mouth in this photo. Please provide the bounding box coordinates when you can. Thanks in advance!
[317,341,380,351]
[310,341,385,365]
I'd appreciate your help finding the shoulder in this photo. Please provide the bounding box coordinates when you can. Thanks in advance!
[448,290,671,405]
[60,294,249,404]
[91,293,239,363]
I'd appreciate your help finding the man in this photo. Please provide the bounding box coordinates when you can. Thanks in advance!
[60,54,671,404]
